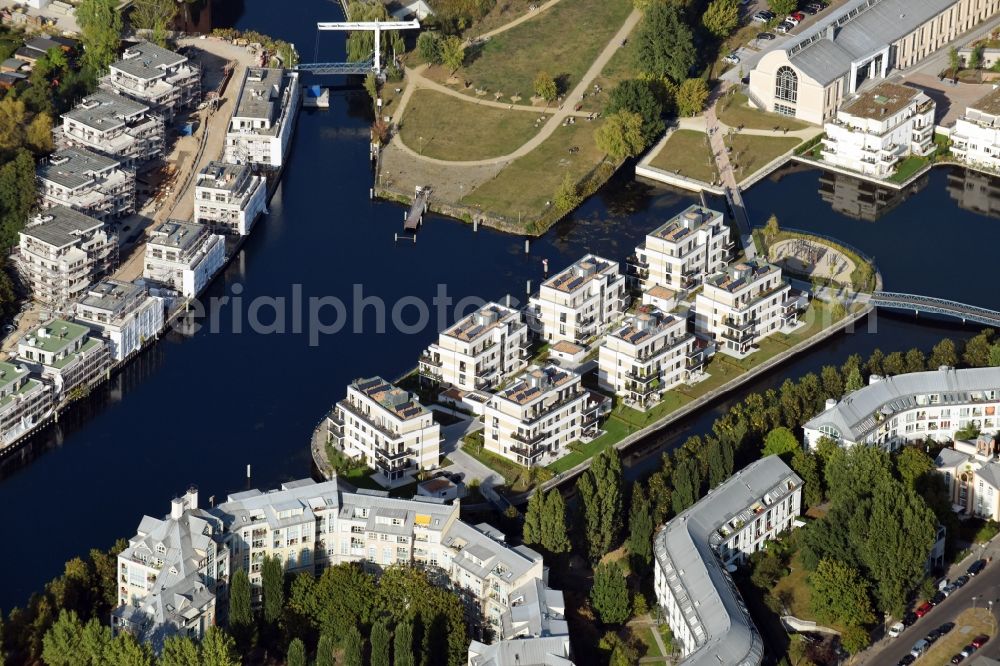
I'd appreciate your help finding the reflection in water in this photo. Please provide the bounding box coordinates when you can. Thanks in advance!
[946,166,1000,219]
[818,168,928,222]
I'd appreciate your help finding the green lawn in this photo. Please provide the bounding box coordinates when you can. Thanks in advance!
[888,155,930,183]
[462,431,553,492]
[580,36,639,113]
[399,89,548,161]
[717,92,808,131]
[463,121,607,225]
[548,417,633,473]
[456,0,632,105]
[724,134,801,182]
[919,608,996,666]
[631,626,663,658]
[648,130,719,184]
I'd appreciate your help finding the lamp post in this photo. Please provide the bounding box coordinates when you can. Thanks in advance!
[973,595,979,610]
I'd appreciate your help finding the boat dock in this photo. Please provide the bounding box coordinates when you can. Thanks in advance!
[404,186,429,232]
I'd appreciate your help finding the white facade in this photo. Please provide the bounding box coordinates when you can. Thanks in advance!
[194,161,267,235]
[821,82,935,178]
[695,260,796,357]
[484,365,593,467]
[419,302,530,391]
[103,41,200,117]
[73,280,165,361]
[143,220,226,298]
[951,87,1000,170]
[16,318,111,397]
[328,376,441,483]
[528,254,627,345]
[936,437,1000,521]
[629,205,732,293]
[224,68,300,170]
[37,147,135,222]
[60,90,164,167]
[0,361,52,449]
[654,457,802,665]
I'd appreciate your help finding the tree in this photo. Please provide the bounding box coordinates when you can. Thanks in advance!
[394,619,415,666]
[541,490,571,554]
[342,626,364,666]
[607,80,664,144]
[130,0,178,47]
[416,32,442,64]
[763,427,801,461]
[702,0,739,38]
[159,635,200,666]
[590,561,631,625]
[610,636,640,666]
[820,366,843,400]
[842,625,870,654]
[262,554,284,628]
[990,343,1000,367]
[228,568,255,651]
[671,454,700,514]
[628,486,654,569]
[523,490,544,546]
[964,329,994,367]
[76,0,123,74]
[792,449,823,508]
[883,351,906,376]
[635,1,696,83]
[808,558,875,628]
[674,78,709,117]
[0,97,26,156]
[929,338,958,369]
[104,631,154,666]
[763,214,780,246]
[578,448,624,562]
[41,610,83,666]
[844,365,864,393]
[948,46,961,75]
[533,71,558,102]
[26,112,54,154]
[371,617,392,666]
[769,0,799,14]
[347,3,403,68]
[970,44,984,70]
[440,36,465,72]
[904,348,927,374]
[595,110,647,159]
[706,436,734,488]
[554,173,582,213]
[647,466,672,524]
[201,627,240,666]
[315,633,336,666]
[287,638,307,666]
[896,446,934,490]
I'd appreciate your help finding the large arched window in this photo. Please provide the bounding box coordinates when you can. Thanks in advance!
[775,66,798,103]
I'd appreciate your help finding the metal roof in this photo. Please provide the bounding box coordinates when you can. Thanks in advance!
[112,41,187,80]
[21,205,103,248]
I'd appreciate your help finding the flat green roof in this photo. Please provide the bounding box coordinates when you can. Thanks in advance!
[0,377,42,409]
[0,362,27,390]
[23,319,90,354]
[49,337,102,369]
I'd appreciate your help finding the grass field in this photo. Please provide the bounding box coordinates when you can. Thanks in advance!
[463,120,606,221]
[717,92,809,131]
[921,608,996,666]
[648,130,719,184]
[888,155,931,183]
[580,36,639,113]
[456,0,632,105]
[399,89,548,161]
[724,134,801,182]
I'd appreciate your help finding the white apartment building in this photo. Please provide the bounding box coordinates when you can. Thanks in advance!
[328,376,441,484]
[73,280,165,361]
[695,260,796,357]
[629,205,732,294]
[193,161,268,235]
[484,365,592,467]
[37,146,135,222]
[0,361,53,449]
[528,254,627,345]
[14,206,112,308]
[16,318,111,397]
[419,302,530,391]
[143,220,226,298]
[224,68,300,170]
[950,87,1000,170]
[821,82,935,179]
[598,307,696,410]
[803,366,1000,451]
[654,456,803,665]
[103,41,200,117]
[60,90,164,167]
[112,487,229,650]
[936,436,1000,521]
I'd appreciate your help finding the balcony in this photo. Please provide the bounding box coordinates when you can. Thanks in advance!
[625,369,658,384]
[338,399,403,441]
[722,327,755,345]
[510,443,546,465]
[511,429,547,446]
[418,353,442,368]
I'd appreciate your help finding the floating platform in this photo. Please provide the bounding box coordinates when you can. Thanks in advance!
[302,85,330,109]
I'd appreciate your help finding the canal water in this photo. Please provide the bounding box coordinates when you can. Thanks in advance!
[0,0,995,611]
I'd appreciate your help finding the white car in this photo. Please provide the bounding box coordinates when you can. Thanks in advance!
[723,52,741,65]
[784,15,800,25]
[776,21,794,33]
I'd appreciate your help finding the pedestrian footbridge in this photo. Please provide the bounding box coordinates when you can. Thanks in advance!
[870,292,1000,327]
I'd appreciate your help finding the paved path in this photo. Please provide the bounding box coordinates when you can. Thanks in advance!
[705,84,756,259]
[390,8,642,167]
[467,0,565,44]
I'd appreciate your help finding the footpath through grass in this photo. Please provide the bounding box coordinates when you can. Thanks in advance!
[399,89,548,161]
[458,0,632,105]
[648,130,719,184]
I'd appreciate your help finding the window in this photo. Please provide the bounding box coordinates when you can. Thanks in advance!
[775,67,798,103]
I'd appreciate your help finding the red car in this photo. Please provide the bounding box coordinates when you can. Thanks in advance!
[972,635,990,648]
[916,602,933,618]
[790,11,806,20]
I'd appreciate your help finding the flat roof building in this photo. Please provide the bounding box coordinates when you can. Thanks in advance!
[16,318,111,397]
[224,68,300,170]
[951,87,1000,171]
[104,41,200,116]
[61,90,164,166]
[73,280,165,361]
[0,361,52,449]
[629,205,732,294]
[528,254,627,345]
[193,161,268,236]
[143,220,226,297]
[38,146,135,222]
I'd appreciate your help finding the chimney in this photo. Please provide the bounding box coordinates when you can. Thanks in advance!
[185,485,198,510]
[825,398,837,411]
[170,497,185,520]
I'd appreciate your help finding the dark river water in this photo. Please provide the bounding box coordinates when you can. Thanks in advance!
[0,0,995,611]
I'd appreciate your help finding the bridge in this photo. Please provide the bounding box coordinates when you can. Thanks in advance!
[870,292,1000,327]
[296,19,421,76]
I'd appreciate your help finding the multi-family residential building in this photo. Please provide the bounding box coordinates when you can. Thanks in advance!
[73,280,165,361]
[820,82,935,179]
[694,259,796,357]
[936,435,1000,521]
[16,318,111,397]
[749,0,1000,124]
[327,376,441,484]
[0,361,52,448]
[419,302,530,391]
[224,67,300,170]
[468,578,572,665]
[60,90,164,167]
[193,161,268,235]
[112,487,229,649]
[468,636,574,666]
[37,146,135,222]
[14,206,113,308]
[950,87,1000,171]
[484,365,595,466]
[654,456,803,664]
[803,366,1000,451]
[143,220,226,297]
[598,307,697,410]
[629,205,732,293]
[103,41,200,117]
[528,254,627,345]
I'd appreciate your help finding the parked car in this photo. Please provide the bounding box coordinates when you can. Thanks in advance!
[790,10,805,20]
[931,591,946,605]
[972,635,990,648]
[962,644,978,657]
[889,622,906,638]
[954,575,970,588]
[800,5,817,13]
[968,559,987,576]
[926,631,940,644]
[898,656,916,666]
[915,602,933,618]
[784,15,800,25]
[952,655,966,664]
[939,622,957,635]
[912,638,930,657]
[752,10,774,22]
[757,32,776,40]
[903,612,918,627]
[942,583,957,596]
[723,52,741,64]
[806,1,825,8]
[776,21,794,33]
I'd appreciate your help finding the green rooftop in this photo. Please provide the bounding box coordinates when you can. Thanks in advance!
[0,361,27,391]
[0,377,42,409]
[49,337,102,369]
[22,319,90,355]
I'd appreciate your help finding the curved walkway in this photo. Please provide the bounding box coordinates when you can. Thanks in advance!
[467,0,565,45]
[390,8,641,167]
